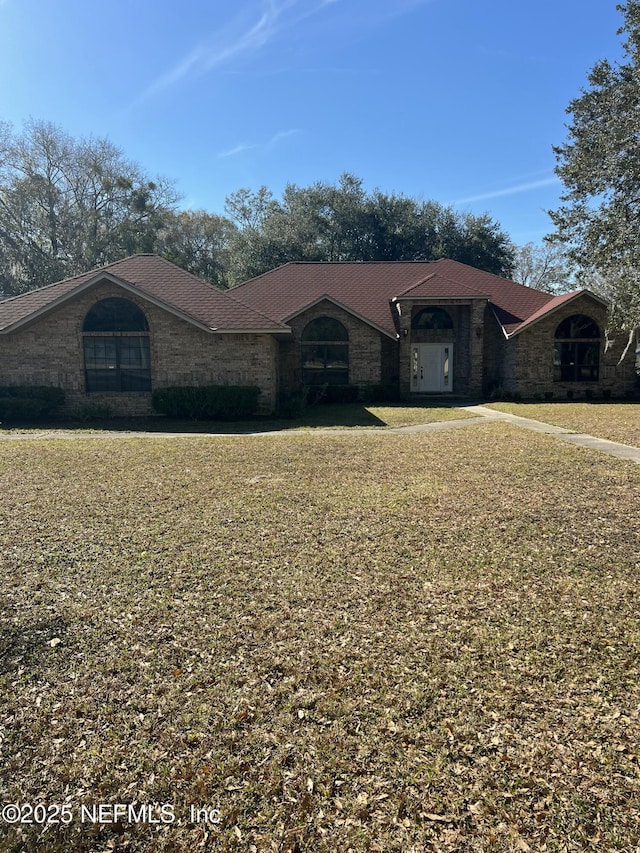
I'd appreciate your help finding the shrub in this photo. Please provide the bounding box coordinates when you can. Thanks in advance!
[0,385,64,406]
[544,391,554,401]
[0,397,49,421]
[303,385,326,406]
[152,385,260,420]
[0,386,65,422]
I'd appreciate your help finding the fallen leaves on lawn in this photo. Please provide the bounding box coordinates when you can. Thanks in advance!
[0,425,639,851]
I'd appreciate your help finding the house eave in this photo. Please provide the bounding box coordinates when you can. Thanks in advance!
[488,304,511,340]
[391,294,488,302]
[210,327,292,335]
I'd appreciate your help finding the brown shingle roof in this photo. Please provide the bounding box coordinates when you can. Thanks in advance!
[0,275,93,331]
[1,255,597,340]
[0,255,289,333]
[230,259,560,337]
[230,261,446,337]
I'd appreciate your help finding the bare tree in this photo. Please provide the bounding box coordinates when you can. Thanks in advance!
[0,120,179,295]
[510,241,574,294]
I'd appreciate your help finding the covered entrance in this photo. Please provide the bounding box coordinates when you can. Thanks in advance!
[411,343,453,393]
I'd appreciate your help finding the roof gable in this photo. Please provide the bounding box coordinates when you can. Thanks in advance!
[506,289,609,337]
[0,255,289,334]
[427,259,557,333]
[283,294,398,339]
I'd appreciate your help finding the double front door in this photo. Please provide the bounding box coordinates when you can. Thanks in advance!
[412,343,453,393]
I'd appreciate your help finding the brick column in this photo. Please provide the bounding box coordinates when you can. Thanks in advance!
[468,300,486,396]
[396,300,412,397]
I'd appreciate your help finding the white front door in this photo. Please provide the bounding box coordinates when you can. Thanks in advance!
[411,343,453,393]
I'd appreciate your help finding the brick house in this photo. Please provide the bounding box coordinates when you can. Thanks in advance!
[0,254,635,416]
[231,258,637,400]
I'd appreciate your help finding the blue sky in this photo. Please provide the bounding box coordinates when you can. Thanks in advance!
[0,0,627,246]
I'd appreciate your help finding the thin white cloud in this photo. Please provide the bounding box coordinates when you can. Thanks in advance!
[144,0,434,98]
[217,128,302,159]
[453,176,560,206]
[269,128,302,146]
[217,143,256,159]
[145,0,320,97]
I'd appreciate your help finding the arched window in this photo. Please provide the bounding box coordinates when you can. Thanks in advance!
[412,307,454,330]
[83,297,151,392]
[301,317,349,385]
[554,314,600,382]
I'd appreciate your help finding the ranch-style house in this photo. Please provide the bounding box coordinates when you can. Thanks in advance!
[0,253,635,416]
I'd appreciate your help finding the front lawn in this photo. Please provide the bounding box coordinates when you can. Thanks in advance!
[0,402,474,435]
[487,401,640,448]
[1,425,639,851]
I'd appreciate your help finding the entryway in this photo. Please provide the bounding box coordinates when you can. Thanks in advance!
[411,343,453,393]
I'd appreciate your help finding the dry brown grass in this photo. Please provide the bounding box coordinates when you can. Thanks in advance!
[1,426,639,851]
[0,403,474,437]
[487,402,640,448]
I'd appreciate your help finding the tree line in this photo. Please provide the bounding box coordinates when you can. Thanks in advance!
[3,0,640,338]
[0,121,518,296]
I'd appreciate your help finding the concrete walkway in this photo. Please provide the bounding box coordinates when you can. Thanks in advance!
[0,406,639,464]
[458,405,640,464]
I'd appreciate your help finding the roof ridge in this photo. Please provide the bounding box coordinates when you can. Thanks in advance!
[429,257,514,283]
[432,270,492,297]
[392,271,437,298]
[137,253,233,294]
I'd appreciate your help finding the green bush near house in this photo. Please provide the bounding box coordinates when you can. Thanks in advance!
[151,385,261,420]
[0,386,65,421]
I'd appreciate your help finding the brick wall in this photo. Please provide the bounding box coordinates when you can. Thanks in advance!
[510,298,637,397]
[280,300,395,392]
[0,282,279,416]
